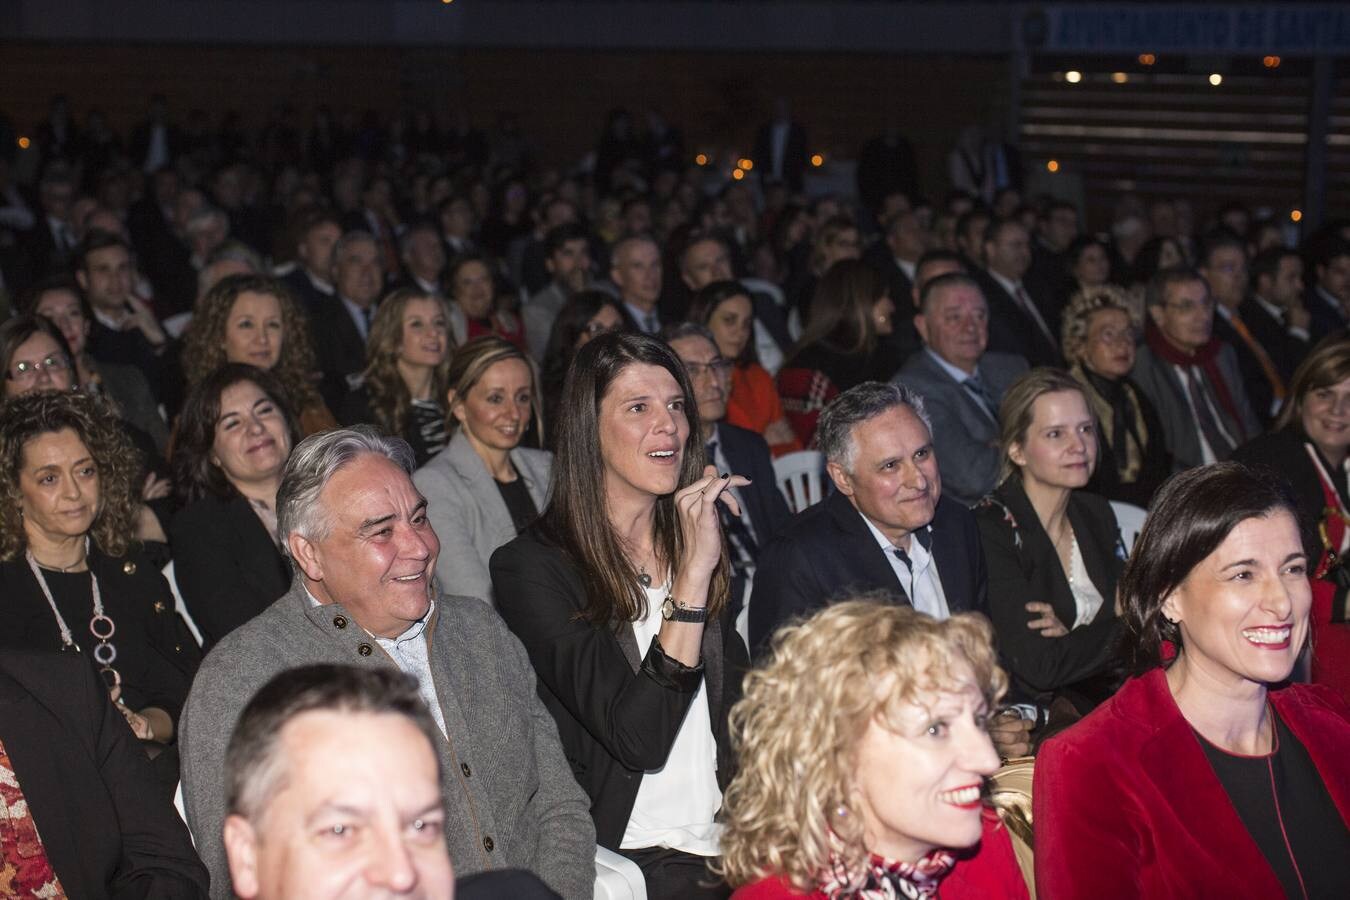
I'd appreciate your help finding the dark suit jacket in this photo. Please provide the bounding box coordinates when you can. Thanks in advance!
[169,492,291,649]
[87,320,164,400]
[893,348,1028,507]
[1213,305,1280,425]
[0,651,209,899]
[1233,427,1336,559]
[974,268,1064,369]
[1306,286,1348,339]
[753,121,808,191]
[748,490,988,653]
[974,479,1122,702]
[1130,341,1259,470]
[490,530,747,850]
[280,265,333,313]
[309,294,369,410]
[1035,669,1350,898]
[714,423,793,619]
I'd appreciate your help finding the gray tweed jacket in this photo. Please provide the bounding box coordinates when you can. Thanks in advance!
[179,577,595,900]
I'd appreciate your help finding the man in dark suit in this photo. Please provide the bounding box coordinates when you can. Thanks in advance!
[894,272,1028,506]
[752,98,808,193]
[311,230,383,409]
[748,380,1032,755]
[863,209,929,361]
[678,233,792,366]
[1201,233,1284,425]
[1026,200,1080,303]
[24,163,79,280]
[279,207,341,313]
[666,323,792,644]
[1305,235,1350,337]
[75,231,168,396]
[1246,246,1311,379]
[975,217,1063,368]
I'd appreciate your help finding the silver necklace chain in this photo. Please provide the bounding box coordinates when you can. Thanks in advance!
[25,537,121,689]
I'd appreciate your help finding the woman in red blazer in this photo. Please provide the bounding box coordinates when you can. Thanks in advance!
[720,600,1030,900]
[1034,462,1350,899]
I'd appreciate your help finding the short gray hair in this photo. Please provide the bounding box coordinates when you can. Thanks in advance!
[817,381,932,472]
[276,427,415,557]
[662,321,719,351]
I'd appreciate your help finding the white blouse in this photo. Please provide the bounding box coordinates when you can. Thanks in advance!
[1068,535,1105,628]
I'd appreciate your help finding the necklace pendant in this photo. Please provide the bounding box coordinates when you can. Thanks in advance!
[638,572,652,588]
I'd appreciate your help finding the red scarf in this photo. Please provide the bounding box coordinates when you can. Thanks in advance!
[1144,321,1248,444]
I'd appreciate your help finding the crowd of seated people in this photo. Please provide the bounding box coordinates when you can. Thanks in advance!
[1,91,1349,898]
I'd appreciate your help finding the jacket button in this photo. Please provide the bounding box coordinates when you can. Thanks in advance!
[153,600,166,613]
[357,643,373,656]
[461,763,471,778]
[483,835,494,852]
[123,561,136,575]
[333,615,348,629]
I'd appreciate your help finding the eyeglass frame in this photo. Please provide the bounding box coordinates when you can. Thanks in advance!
[6,354,72,382]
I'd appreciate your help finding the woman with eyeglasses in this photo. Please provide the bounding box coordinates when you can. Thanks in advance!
[1061,285,1171,507]
[2,314,173,546]
[25,277,168,452]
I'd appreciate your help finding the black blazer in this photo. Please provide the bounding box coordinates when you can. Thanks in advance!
[1233,427,1340,559]
[489,530,747,850]
[1240,297,1309,381]
[974,479,1123,704]
[0,545,200,725]
[0,651,208,899]
[1213,308,1279,426]
[748,490,988,654]
[169,493,291,649]
[309,295,370,411]
[974,268,1064,369]
[714,423,792,548]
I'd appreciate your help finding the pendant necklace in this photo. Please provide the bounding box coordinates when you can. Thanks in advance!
[26,537,122,691]
[638,564,652,588]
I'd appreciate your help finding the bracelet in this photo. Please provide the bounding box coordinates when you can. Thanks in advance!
[661,595,708,623]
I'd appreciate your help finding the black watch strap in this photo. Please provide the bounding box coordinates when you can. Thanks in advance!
[661,596,709,623]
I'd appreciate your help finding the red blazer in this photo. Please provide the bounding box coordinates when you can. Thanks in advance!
[731,811,1029,899]
[1034,668,1350,899]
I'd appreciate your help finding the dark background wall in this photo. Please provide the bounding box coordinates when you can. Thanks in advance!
[0,42,1009,193]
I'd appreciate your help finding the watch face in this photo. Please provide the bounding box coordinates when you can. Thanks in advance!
[661,597,675,619]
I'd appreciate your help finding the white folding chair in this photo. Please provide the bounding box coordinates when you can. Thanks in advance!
[773,450,828,514]
[595,845,647,900]
[1109,500,1148,554]
[162,561,205,648]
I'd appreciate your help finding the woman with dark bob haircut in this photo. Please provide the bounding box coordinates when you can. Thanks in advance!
[0,391,200,771]
[491,331,750,898]
[1034,462,1350,898]
[169,364,299,648]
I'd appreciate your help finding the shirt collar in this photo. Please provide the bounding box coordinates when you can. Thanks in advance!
[304,586,435,646]
[986,268,1020,298]
[1252,295,1284,321]
[860,509,932,558]
[925,346,978,381]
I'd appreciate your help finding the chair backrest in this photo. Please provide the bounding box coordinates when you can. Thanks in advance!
[594,845,647,900]
[773,449,828,514]
[162,561,205,648]
[1109,500,1148,554]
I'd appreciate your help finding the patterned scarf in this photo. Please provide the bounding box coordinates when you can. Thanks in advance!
[0,737,67,898]
[817,848,958,899]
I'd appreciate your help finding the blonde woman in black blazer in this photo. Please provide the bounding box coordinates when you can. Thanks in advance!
[974,368,1124,715]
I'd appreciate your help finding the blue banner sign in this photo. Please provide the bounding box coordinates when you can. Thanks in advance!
[1039,5,1350,55]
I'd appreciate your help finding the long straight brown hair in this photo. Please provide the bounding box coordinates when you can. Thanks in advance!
[538,331,729,625]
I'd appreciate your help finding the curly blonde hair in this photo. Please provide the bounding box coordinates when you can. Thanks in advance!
[718,599,1007,892]
[361,287,455,437]
[0,391,141,560]
[182,273,323,416]
[1059,284,1136,365]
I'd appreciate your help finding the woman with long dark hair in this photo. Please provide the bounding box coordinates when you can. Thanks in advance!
[776,259,897,447]
[491,331,749,899]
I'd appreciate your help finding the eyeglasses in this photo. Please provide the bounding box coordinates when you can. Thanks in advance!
[7,355,71,382]
[685,359,734,379]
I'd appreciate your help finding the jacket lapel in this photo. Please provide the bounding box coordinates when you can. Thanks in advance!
[929,498,973,613]
[824,491,908,601]
[1131,672,1286,894]
[447,432,517,548]
[1273,688,1350,823]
